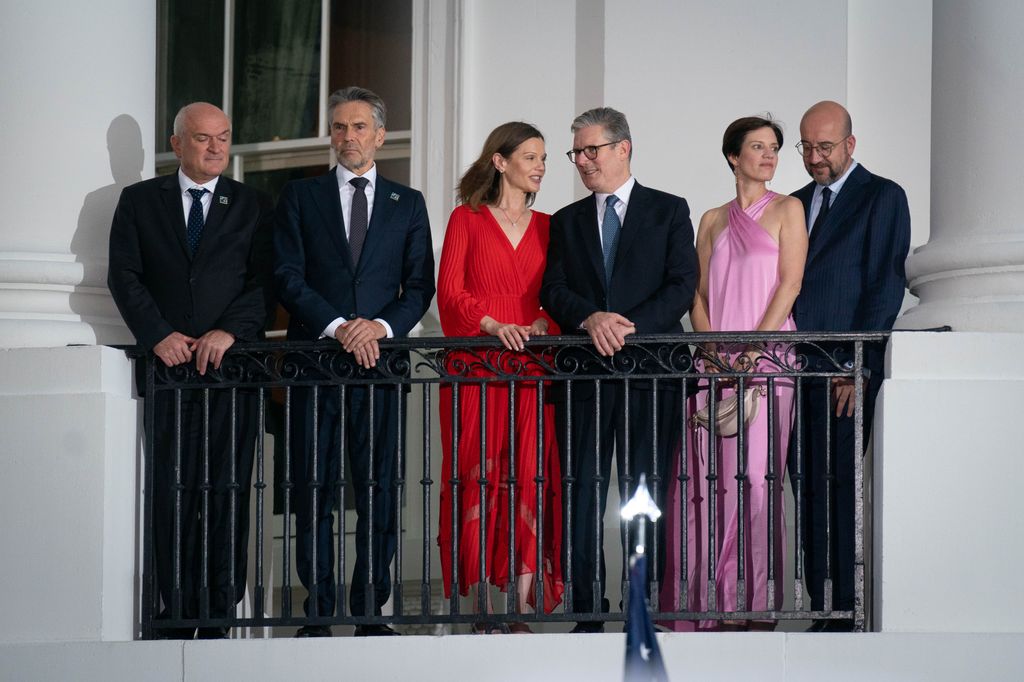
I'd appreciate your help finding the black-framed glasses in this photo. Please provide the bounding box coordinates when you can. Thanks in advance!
[566,140,620,163]
[795,137,849,158]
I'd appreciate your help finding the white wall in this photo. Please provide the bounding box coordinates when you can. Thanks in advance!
[604,0,845,220]
[848,0,932,253]
[454,0,931,245]
[457,0,579,217]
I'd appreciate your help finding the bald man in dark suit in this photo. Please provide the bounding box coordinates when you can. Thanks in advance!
[108,102,274,639]
[791,101,911,631]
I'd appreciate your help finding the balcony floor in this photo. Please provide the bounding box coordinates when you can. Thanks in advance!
[2,631,1022,681]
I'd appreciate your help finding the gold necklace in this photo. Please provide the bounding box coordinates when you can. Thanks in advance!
[498,205,526,229]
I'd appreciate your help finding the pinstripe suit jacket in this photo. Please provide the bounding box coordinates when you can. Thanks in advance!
[791,163,911,372]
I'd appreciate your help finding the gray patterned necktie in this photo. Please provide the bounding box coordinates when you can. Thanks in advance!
[348,176,369,267]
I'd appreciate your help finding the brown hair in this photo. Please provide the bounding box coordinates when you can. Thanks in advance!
[722,115,784,172]
[457,122,544,209]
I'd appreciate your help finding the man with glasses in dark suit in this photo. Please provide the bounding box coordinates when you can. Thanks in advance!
[791,100,911,631]
[541,107,698,632]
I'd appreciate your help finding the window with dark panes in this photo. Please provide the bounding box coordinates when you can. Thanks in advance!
[155,0,412,200]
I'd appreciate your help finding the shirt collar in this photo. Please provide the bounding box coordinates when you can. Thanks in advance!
[336,163,377,190]
[817,160,859,199]
[177,168,220,195]
[595,175,636,208]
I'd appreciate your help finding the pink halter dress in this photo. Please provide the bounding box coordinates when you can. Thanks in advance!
[661,191,796,630]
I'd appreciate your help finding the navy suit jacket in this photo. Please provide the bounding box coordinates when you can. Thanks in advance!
[274,168,435,341]
[108,172,274,350]
[792,163,911,372]
[540,182,697,335]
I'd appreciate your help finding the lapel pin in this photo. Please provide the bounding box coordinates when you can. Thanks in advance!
[390,192,400,201]
[219,196,230,205]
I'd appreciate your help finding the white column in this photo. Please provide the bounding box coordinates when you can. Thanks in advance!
[0,1,152,643]
[0,1,154,348]
[898,0,1024,332]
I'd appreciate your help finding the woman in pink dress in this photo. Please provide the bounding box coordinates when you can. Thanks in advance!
[661,116,807,630]
[437,122,564,633]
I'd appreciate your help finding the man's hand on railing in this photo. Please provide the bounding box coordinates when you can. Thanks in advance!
[582,311,635,357]
[832,377,855,417]
[153,331,196,367]
[335,318,385,369]
[191,329,236,376]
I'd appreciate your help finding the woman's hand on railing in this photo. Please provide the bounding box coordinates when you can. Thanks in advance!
[481,315,533,351]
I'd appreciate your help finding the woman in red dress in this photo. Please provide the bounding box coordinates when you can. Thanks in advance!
[437,122,564,631]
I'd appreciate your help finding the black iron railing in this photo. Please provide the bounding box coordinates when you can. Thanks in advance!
[128,331,889,637]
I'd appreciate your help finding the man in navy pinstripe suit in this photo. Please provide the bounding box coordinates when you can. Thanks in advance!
[791,101,911,631]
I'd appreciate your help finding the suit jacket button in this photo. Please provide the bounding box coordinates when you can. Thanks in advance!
[354,278,361,285]
[348,313,356,320]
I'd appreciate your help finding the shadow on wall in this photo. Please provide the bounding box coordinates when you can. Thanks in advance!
[69,114,146,345]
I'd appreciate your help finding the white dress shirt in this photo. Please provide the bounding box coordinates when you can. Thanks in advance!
[177,169,220,227]
[323,163,394,340]
[808,161,859,234]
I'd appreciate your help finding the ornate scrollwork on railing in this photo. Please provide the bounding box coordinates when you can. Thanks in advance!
[138,332,890,390]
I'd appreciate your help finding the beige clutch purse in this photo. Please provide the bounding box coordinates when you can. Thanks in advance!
[691,385,767,437]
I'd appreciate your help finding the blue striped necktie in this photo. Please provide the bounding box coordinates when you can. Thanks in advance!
[601,194,621,285]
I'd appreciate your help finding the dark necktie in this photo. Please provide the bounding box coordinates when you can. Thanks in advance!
[810,186,832,235]
[348,176,369,267]
[601,194,621,286]
[186,187,207,255]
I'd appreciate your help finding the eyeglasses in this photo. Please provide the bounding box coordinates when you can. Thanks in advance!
[565,140,620,163]
[795,137,849,158]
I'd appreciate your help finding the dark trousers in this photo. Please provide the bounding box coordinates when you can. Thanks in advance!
[294,385,401,617]
[793,377,879,612]
[555,381,681,613]
[151,389,257,623]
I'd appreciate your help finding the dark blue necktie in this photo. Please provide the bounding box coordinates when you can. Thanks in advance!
[601,194,621,285]
[810,186,832,236]
[348,176,369,267]
[186,188,207,255]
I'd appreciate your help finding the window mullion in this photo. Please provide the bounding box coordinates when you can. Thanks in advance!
[222,0,234,118]
[318,0,331,137]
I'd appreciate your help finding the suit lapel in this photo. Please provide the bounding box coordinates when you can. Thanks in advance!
[356,175,399,273]
[159,173,192,260]
[575,196,606,290]
[614,182,648,278]
[805,165,870,265]
[192,177,234,263]
[311,169,352,269]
